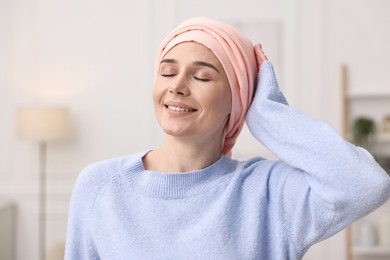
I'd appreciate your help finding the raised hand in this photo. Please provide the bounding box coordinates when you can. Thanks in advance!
[254,43,268,70]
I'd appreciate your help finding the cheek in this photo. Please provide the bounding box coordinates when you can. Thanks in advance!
[204,89,232,116]
[152,84,163,105]
[218,88,232,114]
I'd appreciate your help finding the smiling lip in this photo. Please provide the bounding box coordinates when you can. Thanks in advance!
[164,101,197,113]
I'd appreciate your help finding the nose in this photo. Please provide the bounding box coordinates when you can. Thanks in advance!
[169,76,190,96]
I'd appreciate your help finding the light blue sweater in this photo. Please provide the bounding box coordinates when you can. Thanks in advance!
[65,61,390,260]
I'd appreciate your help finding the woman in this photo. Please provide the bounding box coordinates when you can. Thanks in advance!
[65,17,390,259]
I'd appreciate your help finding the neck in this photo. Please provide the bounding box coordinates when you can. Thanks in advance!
[144,135,223,173]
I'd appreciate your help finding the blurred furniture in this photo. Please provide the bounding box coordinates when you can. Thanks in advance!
[0,200,16,260]
[341,65,390,260]
[47,242,65,260]
[16,107,70,260]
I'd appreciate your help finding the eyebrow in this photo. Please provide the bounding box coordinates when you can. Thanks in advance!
[160,59,220,73]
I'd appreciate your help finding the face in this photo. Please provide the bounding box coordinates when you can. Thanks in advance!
[153,42,232,143]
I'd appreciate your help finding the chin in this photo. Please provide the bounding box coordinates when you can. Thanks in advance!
[162,127,191,137]
[157,117,194,136]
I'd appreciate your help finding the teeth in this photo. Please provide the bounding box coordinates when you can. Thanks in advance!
[167,105,194,112]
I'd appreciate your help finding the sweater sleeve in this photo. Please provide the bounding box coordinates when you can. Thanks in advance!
[64,163,106,260]
[246,61,390,251]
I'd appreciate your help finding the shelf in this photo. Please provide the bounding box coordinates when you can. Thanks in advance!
[341,67,390,260]
[347,88,390,99]
[346,133,390,144]
[378,133,390,143]
[352,246,390,256]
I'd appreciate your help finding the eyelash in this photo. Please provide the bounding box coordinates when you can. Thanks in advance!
[194,77,210,82]
[161,74,211,82]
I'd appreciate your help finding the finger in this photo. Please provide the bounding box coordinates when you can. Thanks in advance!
[257,44,268,61]
[254,44,262,67]
[254,44,267,71]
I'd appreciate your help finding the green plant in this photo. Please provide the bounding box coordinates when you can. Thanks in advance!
[352,117,376,148]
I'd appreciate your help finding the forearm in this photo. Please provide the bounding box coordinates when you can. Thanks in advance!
[246,61,390,218]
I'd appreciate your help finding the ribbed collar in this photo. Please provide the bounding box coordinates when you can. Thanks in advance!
[119,151,236,199]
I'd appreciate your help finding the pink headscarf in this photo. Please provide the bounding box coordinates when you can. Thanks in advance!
[154,17,258,155]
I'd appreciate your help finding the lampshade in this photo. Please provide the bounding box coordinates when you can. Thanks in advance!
[17,107,70,142]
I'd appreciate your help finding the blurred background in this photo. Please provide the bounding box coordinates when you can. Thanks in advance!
[0,0,389,259]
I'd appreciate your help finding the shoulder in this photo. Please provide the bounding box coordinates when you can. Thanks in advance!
[236,156,288,178]
[235,156,297,197]
[71,152,145,201]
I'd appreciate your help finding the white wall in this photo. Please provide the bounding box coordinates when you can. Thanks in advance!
[324,0,390,129]
[0,0,389,259]
[1,0,153,259]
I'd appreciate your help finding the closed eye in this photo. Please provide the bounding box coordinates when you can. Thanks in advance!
[194,76,211,82]
[161,74,176,77]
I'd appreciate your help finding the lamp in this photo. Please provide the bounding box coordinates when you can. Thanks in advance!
[17,107,70,260]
